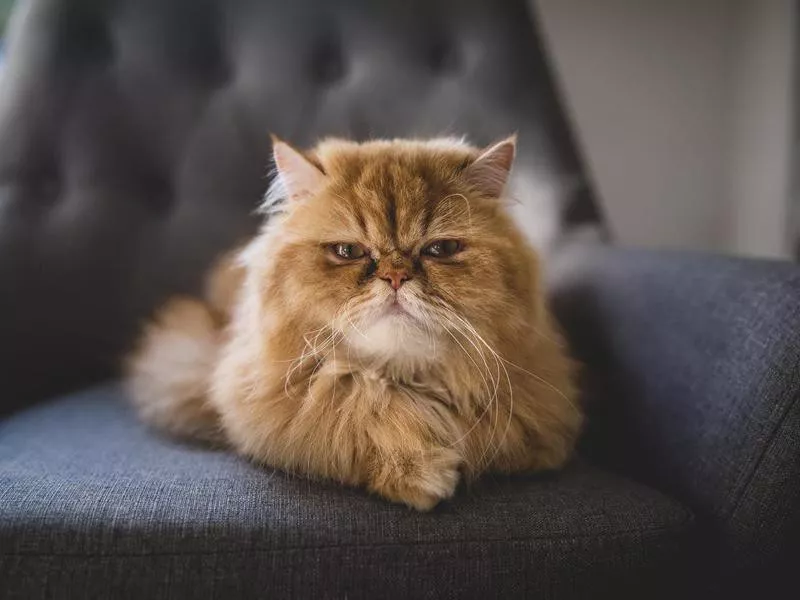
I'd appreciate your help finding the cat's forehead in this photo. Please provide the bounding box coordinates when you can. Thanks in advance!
[323,154,468,248]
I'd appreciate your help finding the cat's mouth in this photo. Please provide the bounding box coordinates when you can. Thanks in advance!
[386,300,408,315]
[382,297,415,320]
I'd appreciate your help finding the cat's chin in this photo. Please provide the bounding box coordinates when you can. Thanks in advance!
[345,312,440,366]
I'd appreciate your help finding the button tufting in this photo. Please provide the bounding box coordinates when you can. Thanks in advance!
[137,171,176,217]
[152,1,233,89]
[309,36,346,86]
[57,7,115,66]
[0,166,61,205]
[186,29,233,89]
[427,38,460,74]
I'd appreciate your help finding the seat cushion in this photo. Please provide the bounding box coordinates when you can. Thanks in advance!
[0,383,693,599]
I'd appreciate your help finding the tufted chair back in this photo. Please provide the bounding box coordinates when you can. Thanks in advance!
[0,0,602,410]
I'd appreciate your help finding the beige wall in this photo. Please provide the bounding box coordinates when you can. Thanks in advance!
[728,0,795,258]
[536,0,795,258]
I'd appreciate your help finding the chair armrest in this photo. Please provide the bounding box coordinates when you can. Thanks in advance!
[548,244,800,577]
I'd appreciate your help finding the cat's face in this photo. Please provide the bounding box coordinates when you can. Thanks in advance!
[262,137,538,367]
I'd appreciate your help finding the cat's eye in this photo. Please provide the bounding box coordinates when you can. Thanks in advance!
[422,239,462,258]
[330,243,367,260]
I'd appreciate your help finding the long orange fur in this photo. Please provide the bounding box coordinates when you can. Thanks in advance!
[127,136,583,510]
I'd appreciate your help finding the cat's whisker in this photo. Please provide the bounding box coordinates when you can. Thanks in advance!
[309,324,336,354]
[439,193,473,231]
[446,316,504,467]
[328,316,341,427]
[272,324,330,364]
[444,312,517,466]
[411,301,439,358]
[421,312,437,358]
[284,324,338,398]
[440,318,496,407]
[305,332,338,403]
[342,298,370,340]
[451,308,573,412]
[499,357,573,405]
[432,304,510,467]
[431,309,499,455]
[284,338,317,397]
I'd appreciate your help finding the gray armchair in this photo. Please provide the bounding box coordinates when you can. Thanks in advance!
[1,1,797,598]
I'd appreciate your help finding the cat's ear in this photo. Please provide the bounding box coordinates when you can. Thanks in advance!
[464,135,517,198]
[271,136,327,202]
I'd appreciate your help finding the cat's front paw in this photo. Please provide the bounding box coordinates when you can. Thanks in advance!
[369,448,461,511]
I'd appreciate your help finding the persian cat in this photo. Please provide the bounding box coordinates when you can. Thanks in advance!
[127,135,582,510]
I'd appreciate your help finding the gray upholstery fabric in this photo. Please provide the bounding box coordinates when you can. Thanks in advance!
[0,383,693,599]
[0,0,602,412]
[548,244,800,594]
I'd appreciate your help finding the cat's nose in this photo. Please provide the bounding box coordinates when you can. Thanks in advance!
[380,268,410,290]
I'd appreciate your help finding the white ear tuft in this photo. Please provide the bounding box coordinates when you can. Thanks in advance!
[271,138,327,202]
[464,135,517,198]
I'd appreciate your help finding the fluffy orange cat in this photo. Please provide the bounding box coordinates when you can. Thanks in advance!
[127,135,583,510]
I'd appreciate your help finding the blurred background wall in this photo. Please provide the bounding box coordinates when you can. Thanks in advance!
[537,0,796,259]
[0,0,12,31]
